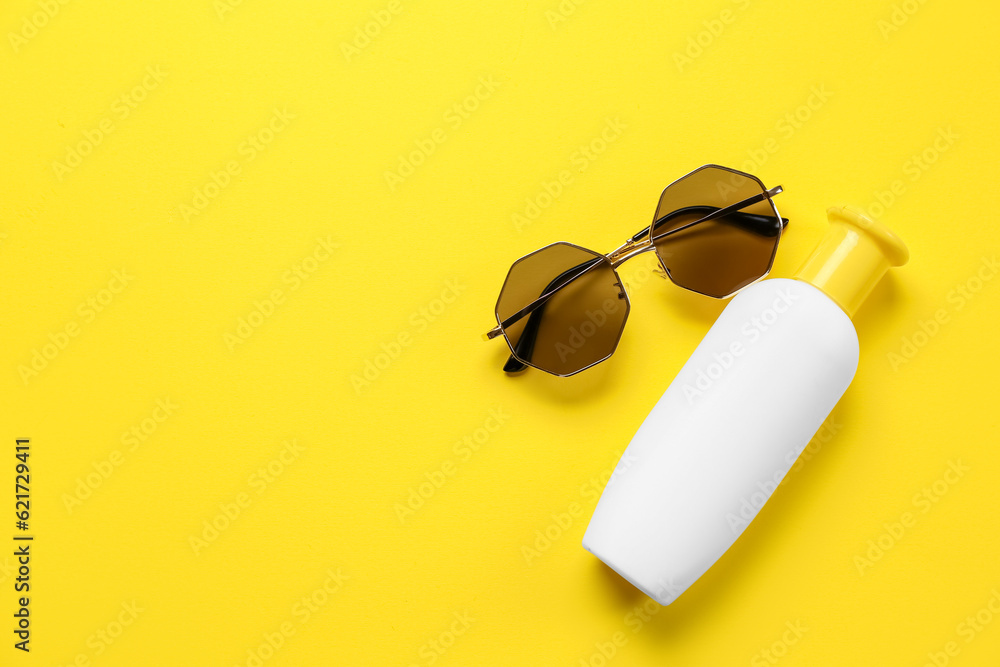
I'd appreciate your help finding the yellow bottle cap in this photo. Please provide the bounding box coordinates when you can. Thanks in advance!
[794,205,909,318]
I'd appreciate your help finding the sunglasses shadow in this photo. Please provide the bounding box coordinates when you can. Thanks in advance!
[489,336,631,404]
[616,256,733,327]
[653,281,731,327]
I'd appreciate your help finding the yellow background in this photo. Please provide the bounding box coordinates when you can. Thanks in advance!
[2,0,1000,664]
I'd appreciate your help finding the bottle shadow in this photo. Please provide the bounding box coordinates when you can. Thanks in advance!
[852,270,909,332]
[654,277,731,327]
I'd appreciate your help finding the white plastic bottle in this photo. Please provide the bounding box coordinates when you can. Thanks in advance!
[582,205,909,605]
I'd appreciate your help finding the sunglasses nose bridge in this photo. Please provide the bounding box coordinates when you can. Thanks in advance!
[608,237,656,269]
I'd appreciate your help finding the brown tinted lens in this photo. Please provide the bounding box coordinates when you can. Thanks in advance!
[495,243,629,375]
[650,166,781,298]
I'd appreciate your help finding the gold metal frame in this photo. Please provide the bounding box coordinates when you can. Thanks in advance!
[483,164,785,376]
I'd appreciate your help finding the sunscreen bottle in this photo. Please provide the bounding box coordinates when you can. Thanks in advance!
[582,205,908,605]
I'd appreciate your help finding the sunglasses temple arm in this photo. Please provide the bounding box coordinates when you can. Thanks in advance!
[494,257,606,333]
[630,186,786,244]
[487,202,786,343]
[487,185,786,366]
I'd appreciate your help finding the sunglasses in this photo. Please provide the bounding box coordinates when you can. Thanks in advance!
[483,164,787,376]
